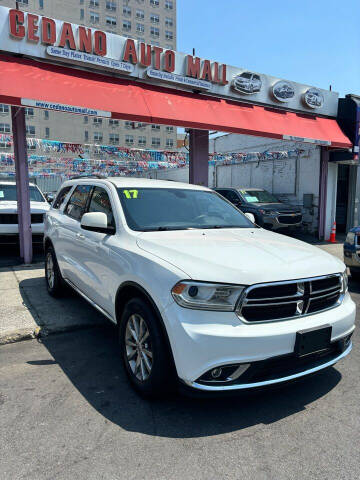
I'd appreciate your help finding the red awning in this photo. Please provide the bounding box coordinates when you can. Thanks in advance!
[0,54,352,148]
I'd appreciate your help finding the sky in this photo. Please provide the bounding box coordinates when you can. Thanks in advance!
[177,0,360,98]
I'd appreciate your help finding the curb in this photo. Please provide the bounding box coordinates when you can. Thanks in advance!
[0,323,105,346]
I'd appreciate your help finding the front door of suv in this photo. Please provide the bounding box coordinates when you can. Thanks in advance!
[76,185,117,315]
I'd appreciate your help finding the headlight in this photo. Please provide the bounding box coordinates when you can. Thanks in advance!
[171,281,245,311]
[259,209,278,215]
[341,271,348,294]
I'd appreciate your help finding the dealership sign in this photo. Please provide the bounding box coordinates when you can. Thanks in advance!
[0,6,339,117]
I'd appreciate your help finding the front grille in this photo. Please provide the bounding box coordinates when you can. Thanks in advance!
[0,213,44,224]
[278,214,302,224]
[237,274,343,323]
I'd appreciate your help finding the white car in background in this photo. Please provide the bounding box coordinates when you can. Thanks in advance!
[44,177,355,397]
[0,181,50,243]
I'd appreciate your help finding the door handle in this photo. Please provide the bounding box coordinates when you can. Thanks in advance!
[76,233,85,240]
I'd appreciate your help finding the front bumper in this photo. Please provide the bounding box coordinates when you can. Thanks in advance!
[162,293,355,391]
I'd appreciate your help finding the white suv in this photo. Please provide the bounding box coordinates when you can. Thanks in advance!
[44,177,355,396]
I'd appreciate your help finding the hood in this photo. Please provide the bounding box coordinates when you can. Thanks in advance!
[136,228,344,285]
[0,201,50,214]
[252,203,301,213]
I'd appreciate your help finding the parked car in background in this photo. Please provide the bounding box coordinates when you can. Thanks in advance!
[214,187,302,230]
[44,177,354,397]
[0,181,50,244]
[344,227,360,279]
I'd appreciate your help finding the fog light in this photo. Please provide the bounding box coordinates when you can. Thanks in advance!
[344,334,352,347]
[211,368,222,378]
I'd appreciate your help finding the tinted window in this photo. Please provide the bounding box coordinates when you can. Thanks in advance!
[0,184,45,202]
[222,190,240,204]
[88,187,115,228]
[117,188,254,231]
[65,185,92,221]
[53,186,72,209]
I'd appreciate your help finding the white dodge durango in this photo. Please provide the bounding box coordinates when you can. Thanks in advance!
[44,177,355,396]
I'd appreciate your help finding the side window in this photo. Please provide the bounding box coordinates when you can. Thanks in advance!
[53,186,72,209]
[88,187,115,228]
[226,190,241,204]
[65,185,92,221]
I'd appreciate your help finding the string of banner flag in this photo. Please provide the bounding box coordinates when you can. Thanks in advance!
[0,134,306,177]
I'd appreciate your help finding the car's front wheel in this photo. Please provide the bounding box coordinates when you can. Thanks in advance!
[119,297,174,397]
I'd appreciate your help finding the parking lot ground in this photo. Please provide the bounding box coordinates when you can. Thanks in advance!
[0,287,359,480]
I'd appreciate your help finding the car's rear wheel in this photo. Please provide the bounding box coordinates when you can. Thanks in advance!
[45,246,66,297]
[119,297,174,397]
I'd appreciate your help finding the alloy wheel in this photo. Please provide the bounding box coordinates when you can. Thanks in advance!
[46,252,55,289]
[125,314,153,382]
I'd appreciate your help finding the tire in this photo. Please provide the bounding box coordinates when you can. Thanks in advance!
[45,246,66,297]
[119,297,174,397]
[350,268,360,281]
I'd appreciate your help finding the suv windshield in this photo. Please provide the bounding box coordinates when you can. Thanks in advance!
[240,189,279,204]
[118,188,255,231]
[0,184,45,202]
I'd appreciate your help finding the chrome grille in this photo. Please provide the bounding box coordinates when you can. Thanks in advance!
[237,274,343,323]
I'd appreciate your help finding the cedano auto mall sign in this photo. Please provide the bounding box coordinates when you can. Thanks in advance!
[0,6,338,117]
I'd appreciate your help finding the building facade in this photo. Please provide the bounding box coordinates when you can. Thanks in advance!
[0,0,177,151]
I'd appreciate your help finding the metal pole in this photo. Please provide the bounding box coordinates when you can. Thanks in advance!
[189,129,209,186]
[11,106,33,264]
[318,147,329,240]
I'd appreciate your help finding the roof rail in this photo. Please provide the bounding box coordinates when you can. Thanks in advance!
[70,175,107,180]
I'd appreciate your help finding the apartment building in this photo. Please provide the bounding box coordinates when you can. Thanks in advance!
[0,0,177,152]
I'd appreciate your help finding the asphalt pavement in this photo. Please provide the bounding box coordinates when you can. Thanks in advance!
[1,282,359,480]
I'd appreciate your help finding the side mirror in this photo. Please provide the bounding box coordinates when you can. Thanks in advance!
[81,212,115,234]
[245,212,255,223]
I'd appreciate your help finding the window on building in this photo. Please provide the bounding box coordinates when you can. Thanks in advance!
[125,121,134,129]
[152,137,161,147]
[150,14,159,23]
[90,0,99,7]
[25,107,34,117]
[165,30,173,40]
[17,0,29,4]
[165,17,173,27]
[0,123,10,133]
[150,0,159,6]
[0,104,9,114]
[106,16,117,26]
[150,26,159,37]
[123,6,131,16]
[165,0,173,9]
[137,122,146,129]
[90,12,100,23]
[166,126,174,133]
[109,133,119,144]
[26,125,36,136]
[136,9,144,19]
[106,0,116,11]
[151,124,160,130]
[123,20,131,31]
[39,0,44,9]
[94,132,103,142]
[125,135,134,145]
[166,138,174,148]
[138,136,146,146]
[44,110,49,119]
[84,130,89,141]
[109,119,119,126]
[80,9,84,20]
[45,127,50,139]
[136,23,144,33]
[93,117,102,125]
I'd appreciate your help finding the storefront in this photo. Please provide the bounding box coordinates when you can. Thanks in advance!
[0,5,352,261]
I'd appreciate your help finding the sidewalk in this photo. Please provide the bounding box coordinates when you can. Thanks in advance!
[0,263,106,345]
[0,241,344,345]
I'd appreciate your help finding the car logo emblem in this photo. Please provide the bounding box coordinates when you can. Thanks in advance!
[272,80,295,102]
